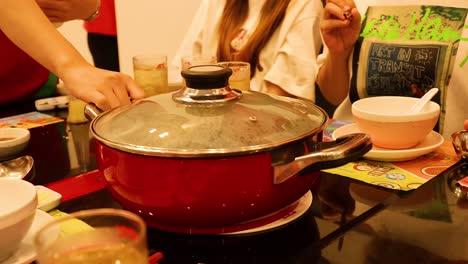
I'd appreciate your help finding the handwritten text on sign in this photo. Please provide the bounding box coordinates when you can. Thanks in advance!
[366,44,441,96]
[361,7,468,67]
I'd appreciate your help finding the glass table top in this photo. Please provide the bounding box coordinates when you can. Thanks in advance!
[2,105,467,264]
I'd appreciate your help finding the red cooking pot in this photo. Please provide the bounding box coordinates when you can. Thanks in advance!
[86,65,372,233]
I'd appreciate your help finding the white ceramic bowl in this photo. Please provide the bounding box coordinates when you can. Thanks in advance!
[0,128,31,161]
[352,96,440,149]
[0,178,37,261]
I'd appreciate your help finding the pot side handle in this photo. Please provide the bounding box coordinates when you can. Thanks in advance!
[273,133,372,184]
[84,104,102,121]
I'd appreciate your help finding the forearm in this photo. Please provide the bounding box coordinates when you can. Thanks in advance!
[316,52,352,106]
[0,0,90,77]
[317,0,361,106]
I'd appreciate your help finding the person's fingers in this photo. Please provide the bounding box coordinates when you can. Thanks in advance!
[99,86,122,109]
[324,2,350,20]
[37,3,73,19]
[39,7,67,20]
[78,90,111,111]
[122,75,145,100]
[34,0,59,9]
[349,8,361,27]
[106,74,143,106]
[326,0,349,8]
[320,19,351,31]
[112,81,132,106]
[327,0,357,9]
[464,120,468,130]
[113,88,132,106]
[343,0,357,9]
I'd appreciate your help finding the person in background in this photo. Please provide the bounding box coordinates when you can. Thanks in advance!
[36,0,119,72]
[316,0,468,138]
[83,0,119,72]
[0,0,142,110]
[173,0,323,101]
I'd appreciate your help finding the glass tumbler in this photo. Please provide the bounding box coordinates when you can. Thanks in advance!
[133,55,169,97]
[217,61,251,91]
[181,55,217,70]
[34,208,148,264]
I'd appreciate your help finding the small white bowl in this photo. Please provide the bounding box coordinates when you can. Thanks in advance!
[0,178,37,261]
[352,96,440,149]
[0,128,31,161]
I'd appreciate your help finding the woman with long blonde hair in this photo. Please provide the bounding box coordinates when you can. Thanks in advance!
[174,0,323,100]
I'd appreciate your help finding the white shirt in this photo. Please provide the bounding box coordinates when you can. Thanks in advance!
[230,0,265,52]
[173,0,323,100]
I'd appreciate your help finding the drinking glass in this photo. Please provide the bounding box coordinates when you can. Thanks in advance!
[133,55,169,97]
[34,208,148,264]
[67,96,88,124]
[217,61,251,91]
[181,55,217,70]
[68,122,91,173]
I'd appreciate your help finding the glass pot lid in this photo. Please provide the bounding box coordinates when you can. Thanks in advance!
[91,65,328,157]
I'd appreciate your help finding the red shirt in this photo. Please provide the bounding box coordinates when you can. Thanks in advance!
[83,0,117,36]
[0,31,49,105]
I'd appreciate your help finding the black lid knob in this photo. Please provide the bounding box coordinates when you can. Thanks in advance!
[181,65,232,89]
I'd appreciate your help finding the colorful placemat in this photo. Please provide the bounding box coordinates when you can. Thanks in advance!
[0,111,63,129]
[322,121,459,191]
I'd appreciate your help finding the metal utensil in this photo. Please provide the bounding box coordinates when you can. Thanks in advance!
[0,155,35,181]
[409,88,439,113]
[452,130,468,160]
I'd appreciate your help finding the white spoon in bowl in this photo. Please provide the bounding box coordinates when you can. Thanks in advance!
[409,88,439,113]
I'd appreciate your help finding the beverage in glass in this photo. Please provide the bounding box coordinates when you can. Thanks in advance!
[217,61,251,91]
[34,208,148,264]
[133,55,169,97]
[181,55,217,70]
[67,97,88,124]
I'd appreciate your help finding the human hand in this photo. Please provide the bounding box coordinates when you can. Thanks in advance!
[35,0,99,22]
[320,0,361,57]
[464,119,468,130]
[60,63,145,110]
